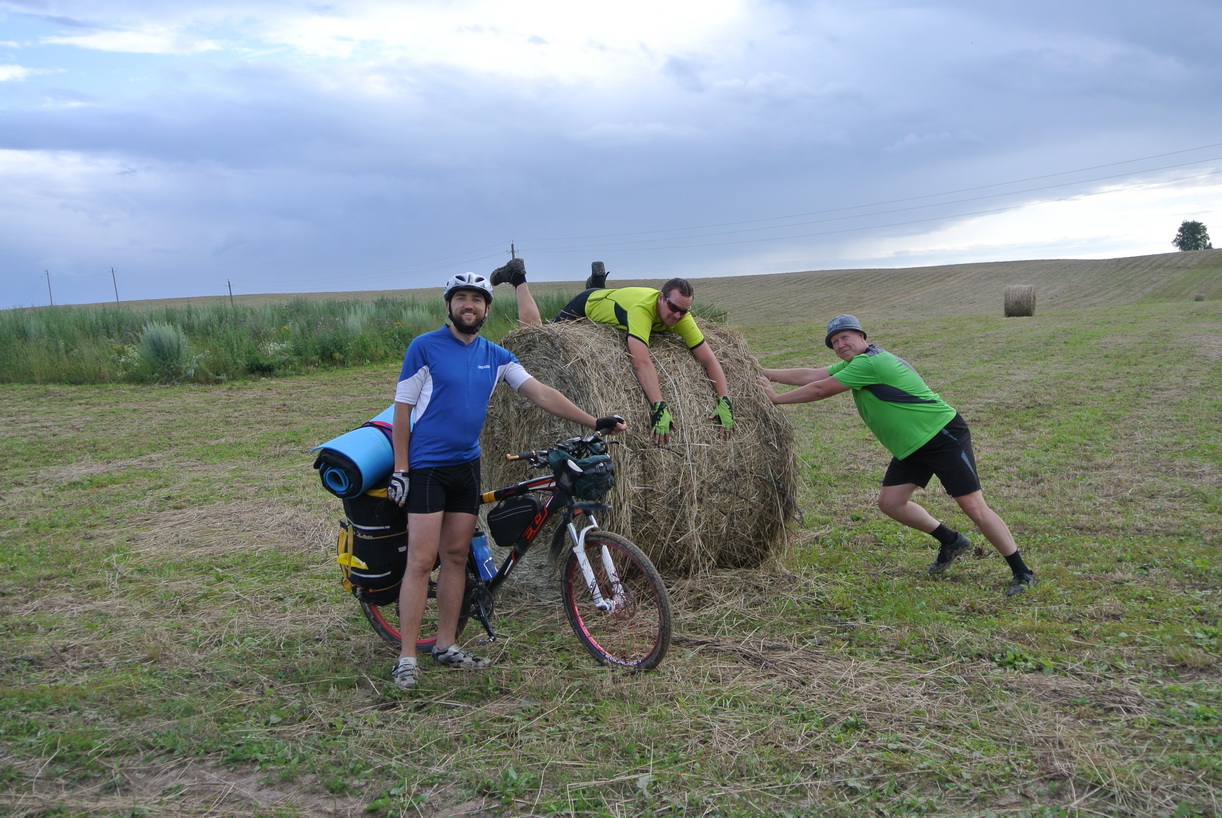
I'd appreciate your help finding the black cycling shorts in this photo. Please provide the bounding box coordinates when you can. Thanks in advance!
[405,458,481,515]
[551,289,597,323]
[882,414,982,498]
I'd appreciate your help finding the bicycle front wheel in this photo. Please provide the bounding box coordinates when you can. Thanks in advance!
[560,530,672,671]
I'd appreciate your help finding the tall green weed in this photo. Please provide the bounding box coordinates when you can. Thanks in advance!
[0,288,722,384]
[129,322,196,383]
[0,297,493,384]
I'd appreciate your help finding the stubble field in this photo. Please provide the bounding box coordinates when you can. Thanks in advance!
[1,250,1219,816]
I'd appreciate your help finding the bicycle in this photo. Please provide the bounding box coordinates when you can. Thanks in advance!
[336,431,673,671]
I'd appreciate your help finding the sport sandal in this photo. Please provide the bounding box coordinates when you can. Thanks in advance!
[390,656,419,689]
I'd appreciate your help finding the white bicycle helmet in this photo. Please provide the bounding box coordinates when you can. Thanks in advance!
[443,272,493,303]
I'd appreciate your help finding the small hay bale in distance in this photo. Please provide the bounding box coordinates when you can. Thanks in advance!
[1004,284,1036,317]
[480,320,799,576]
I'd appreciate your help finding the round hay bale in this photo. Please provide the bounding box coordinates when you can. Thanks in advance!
[1004,284,1036,317]
[480,320,799,576]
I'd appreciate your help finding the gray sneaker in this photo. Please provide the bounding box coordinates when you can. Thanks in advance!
[390,656,418,689]
[1005,572,1036,596]
[928,532,971,575]
[490,257,526,287]
[585,261,608,289]
[431,644,492,669]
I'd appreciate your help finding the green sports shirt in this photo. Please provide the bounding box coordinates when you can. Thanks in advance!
[828,346,957,459]
[581,287,705,349]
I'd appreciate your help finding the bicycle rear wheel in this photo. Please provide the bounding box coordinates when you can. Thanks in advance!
[560,530,672,671]
[358,570,468,650]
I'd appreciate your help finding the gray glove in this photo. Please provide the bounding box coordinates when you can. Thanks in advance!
[387,471,409,506]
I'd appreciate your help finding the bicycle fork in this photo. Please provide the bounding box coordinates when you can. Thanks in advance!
[567,519,627,613]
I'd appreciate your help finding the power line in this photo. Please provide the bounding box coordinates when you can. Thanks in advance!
[527,164,1222,252]
[525,144,1222,245]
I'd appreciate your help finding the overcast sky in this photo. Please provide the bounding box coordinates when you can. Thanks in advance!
[2,0,1220,308]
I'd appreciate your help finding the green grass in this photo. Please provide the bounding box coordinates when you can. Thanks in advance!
[0,292,585,385]
[0,261,1218,816]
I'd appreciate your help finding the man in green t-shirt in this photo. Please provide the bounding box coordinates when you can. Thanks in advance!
[490,258,734,446]
[758,314,1036,596]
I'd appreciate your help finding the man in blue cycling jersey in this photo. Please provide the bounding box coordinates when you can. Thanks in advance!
[385,272,626,690]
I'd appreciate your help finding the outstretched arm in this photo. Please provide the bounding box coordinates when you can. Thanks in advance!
[517,378,626,432]
[758,373,850,404]
[626,336,664,404]
[690,342,735,439]
[690,342,730,399]
[626,336,678,446]
[760,366,832,386]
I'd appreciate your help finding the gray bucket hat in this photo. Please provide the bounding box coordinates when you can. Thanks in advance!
[825,314,867,348]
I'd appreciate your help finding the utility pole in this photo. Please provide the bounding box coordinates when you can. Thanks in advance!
[510,242,516,260]
[228,279,235,309]
[111,267,120,304]
[44,269,53,306]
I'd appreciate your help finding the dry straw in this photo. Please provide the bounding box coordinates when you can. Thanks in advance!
[480,320,799,576]
[1004,284,1037,317]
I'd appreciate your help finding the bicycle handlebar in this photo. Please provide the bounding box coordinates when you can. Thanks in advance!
[503,430,614,465]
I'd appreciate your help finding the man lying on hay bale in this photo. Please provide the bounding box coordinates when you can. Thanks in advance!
[480,314,799,576]
[490,257,735,447]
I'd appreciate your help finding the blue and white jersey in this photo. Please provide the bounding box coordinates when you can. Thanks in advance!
[394,326,532,469]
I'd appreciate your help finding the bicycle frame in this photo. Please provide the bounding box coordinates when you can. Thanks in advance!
[471,469,617,636]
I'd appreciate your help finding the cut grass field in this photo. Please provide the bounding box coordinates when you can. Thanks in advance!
[1,251,1219,816]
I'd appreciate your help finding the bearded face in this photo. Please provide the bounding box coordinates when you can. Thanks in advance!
[447,289,490,335]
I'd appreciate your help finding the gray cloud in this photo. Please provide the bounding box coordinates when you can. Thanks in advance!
[1,0,1220,306]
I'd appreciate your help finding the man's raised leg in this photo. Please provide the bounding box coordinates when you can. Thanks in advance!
[490,258,542,326]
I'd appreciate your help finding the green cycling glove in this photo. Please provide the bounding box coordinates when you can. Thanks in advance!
[710,395,734,430]
[650,401,675,436]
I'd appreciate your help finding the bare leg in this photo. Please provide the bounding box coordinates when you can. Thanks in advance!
[953,490,1018,556]
[878,483,940,533]
[432,511,478,647]
[398,510,478,659]
[398,511,444,660]
[514,282,542,326]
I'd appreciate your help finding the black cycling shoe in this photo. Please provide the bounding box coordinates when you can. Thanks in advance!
[927,532,971,575]
[584,261,608,289]
[1005,572,1036,596]
[491,257,526,287]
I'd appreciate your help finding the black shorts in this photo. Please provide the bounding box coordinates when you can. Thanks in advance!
[551,289,597,323]
[405,459,481,515]
[882,414,982,498]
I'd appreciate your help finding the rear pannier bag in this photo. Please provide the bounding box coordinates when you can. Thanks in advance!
[336,486,406,606]
[488,495,543,548]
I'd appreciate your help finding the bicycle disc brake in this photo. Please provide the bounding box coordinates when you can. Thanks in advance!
[465,578,497,644]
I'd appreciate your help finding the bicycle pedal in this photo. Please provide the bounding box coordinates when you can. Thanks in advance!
[478,635,499,645]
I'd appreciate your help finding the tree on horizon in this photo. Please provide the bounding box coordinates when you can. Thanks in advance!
[1172,220,1213,251]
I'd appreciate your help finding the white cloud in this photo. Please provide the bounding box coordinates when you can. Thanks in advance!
[43,26,223,55]
[857,176,1222,265]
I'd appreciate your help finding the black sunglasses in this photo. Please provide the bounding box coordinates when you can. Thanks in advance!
[663,296,690,317]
